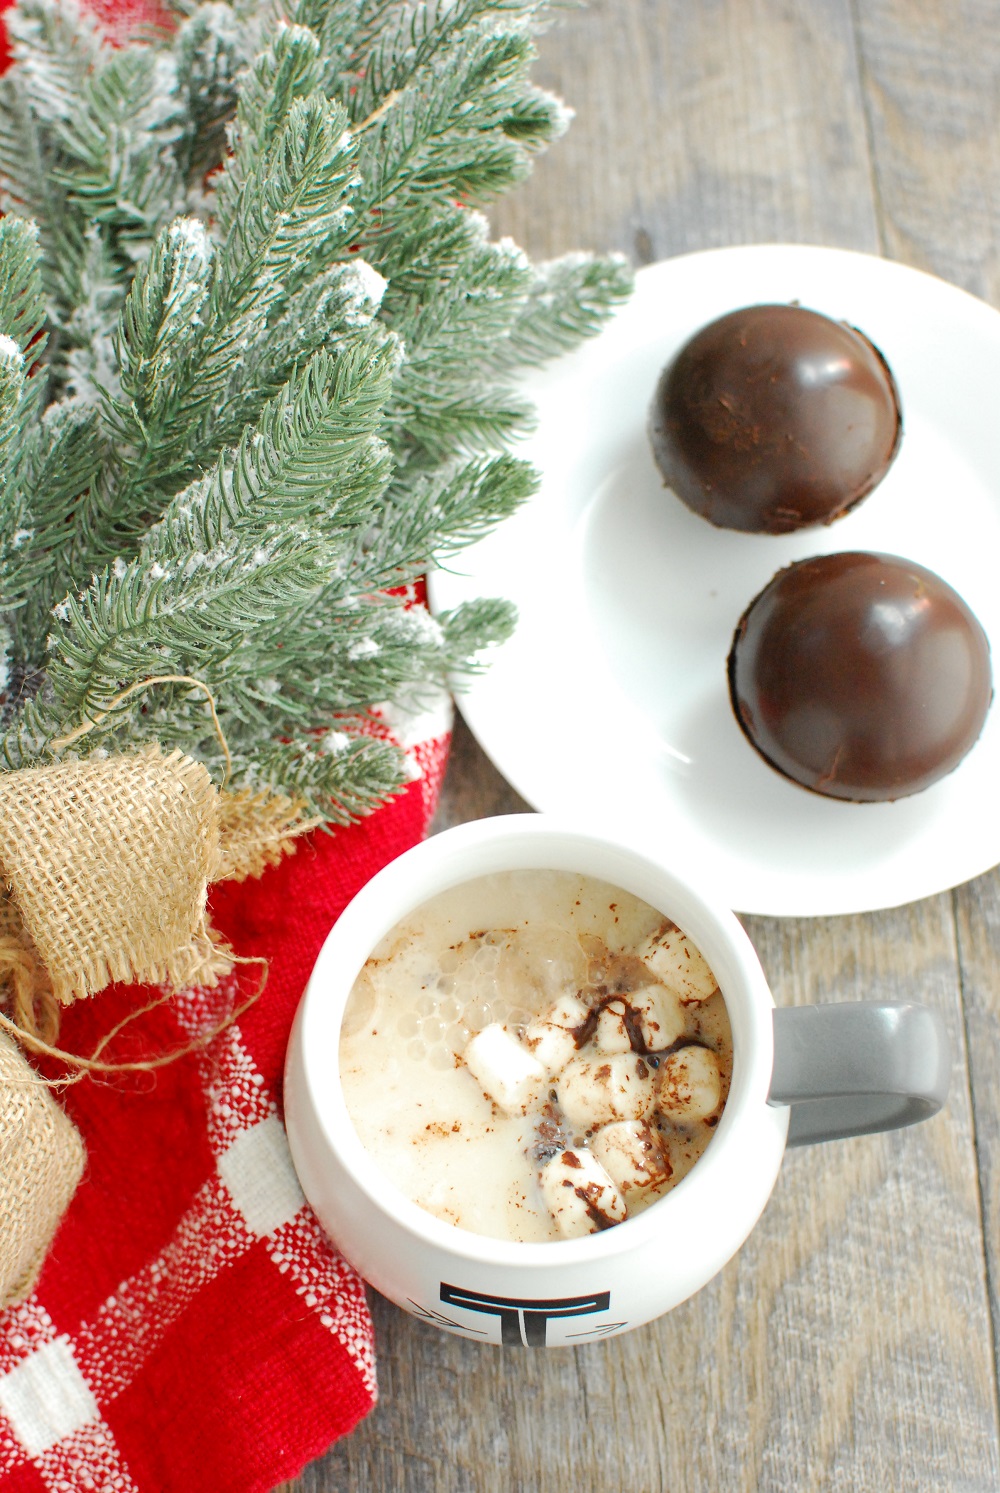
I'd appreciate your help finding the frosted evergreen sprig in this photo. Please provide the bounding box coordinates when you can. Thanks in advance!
[0,0,633,823]
[91,91,363,559]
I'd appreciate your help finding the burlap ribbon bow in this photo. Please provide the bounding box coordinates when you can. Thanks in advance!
[0,746,310,1307]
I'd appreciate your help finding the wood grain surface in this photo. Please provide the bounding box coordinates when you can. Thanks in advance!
[280,3,1000,1487]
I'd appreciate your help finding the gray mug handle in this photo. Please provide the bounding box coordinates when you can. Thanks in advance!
[768,1003,951,1147]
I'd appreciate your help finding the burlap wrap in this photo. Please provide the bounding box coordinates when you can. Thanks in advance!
[0,1030,86,1305]
[0,749,227,1007]
[0,746,311,1310]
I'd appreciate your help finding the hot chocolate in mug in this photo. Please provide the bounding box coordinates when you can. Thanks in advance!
[284,817,950,1347]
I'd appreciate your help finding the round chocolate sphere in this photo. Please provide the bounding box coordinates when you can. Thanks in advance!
[728,552,992,802]
[649,303,902,533]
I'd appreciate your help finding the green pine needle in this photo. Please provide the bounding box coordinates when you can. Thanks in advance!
[0,0,634,825]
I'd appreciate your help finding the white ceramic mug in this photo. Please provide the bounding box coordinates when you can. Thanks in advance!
[284,816,949,1347]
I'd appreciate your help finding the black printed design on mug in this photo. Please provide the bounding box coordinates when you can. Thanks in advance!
[406,1299,489,1336]
[439,1284,617,1346]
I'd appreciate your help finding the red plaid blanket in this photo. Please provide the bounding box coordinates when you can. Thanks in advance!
[0,691,450,1493]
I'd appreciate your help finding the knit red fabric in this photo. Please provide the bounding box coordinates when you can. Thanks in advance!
[0,10,452,1483]
[0,714,450,1493]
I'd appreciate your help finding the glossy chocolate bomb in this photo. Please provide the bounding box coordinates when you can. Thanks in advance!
[728,552,992,802]
[649,304,902,533]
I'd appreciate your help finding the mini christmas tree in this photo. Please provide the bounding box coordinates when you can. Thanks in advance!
[0,0,632,824]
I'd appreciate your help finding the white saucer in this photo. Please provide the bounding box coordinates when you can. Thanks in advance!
[429,245,1000,916]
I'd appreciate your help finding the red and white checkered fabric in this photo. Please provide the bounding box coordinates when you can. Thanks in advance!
[0,688,451,1493]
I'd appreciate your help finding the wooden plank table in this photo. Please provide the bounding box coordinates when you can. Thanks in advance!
[282,3,1000,1487]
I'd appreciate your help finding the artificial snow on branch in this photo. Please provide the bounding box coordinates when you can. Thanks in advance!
[0,0,633,822]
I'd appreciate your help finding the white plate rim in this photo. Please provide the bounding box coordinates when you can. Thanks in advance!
[429,243,1000,917]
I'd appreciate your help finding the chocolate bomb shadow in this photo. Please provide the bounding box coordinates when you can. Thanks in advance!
[665,686,936,872]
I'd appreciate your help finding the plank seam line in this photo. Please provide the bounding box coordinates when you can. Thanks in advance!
[846,0,889,256]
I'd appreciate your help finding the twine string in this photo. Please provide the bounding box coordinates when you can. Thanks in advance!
[49,675,233,787]
[354,88,400,133]
[0,934,58,1044]
[0,675,306,1076]
[0,955,268,1087]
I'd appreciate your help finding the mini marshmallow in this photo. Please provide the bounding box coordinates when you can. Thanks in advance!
[590,1119,672,1194]
[593,999,633,1054]
[537,1148,626,1238]
[630,984,686,1051]
[657,1045,722,1121]
[522,993,589,1077]
[556,1053,655,1130]
[465,1024,545,1116]
[638,927,717,1005]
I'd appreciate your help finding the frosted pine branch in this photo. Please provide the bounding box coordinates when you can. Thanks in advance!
[0,0,634,827]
